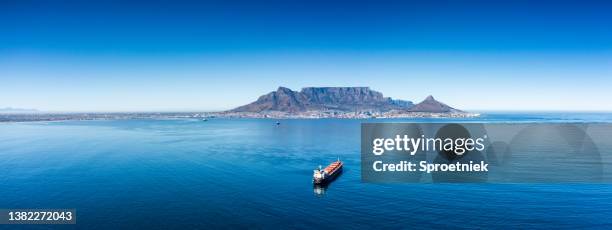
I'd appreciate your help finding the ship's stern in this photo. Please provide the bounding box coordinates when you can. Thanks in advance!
[313,169,325,184]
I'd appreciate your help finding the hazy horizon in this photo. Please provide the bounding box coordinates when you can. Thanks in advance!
[2,1,611,112]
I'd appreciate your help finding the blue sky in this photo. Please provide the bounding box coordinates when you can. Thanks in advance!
[1,0,611,112]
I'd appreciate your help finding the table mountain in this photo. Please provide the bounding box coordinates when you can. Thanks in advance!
[230,87,414,113]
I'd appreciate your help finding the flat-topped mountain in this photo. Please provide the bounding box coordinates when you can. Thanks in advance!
[230,87,463,114]
[231,87,413,113]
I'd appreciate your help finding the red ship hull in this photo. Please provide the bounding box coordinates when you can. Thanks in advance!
[313,160,343,184]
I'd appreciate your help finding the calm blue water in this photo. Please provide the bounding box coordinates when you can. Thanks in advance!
[1,113,612,229]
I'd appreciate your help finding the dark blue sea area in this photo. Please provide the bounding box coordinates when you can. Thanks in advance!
[1,112,612,229]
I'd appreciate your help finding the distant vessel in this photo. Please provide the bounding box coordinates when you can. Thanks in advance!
[276,121,280,125]
[202,118,208,121]
[313,159,343,184]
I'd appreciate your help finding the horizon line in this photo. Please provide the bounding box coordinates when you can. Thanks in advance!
[3,109,612,114]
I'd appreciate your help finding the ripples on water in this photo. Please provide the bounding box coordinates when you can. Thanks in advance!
[0,113,611,229]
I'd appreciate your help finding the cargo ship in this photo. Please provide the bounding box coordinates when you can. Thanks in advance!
[313,158,343,184]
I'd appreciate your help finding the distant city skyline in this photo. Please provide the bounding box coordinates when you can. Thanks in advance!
[1,0,611,112]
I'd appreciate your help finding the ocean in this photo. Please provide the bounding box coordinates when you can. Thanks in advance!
[1,112,612,229]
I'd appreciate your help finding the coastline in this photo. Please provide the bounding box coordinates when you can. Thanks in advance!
[0,111,479,123]
[216,111,480,119]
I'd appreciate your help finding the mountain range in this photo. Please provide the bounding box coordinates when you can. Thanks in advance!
[0,107,39,114]
[230,87,463,113]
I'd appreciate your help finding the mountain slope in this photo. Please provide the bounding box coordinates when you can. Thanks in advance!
[408,95,463,113]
